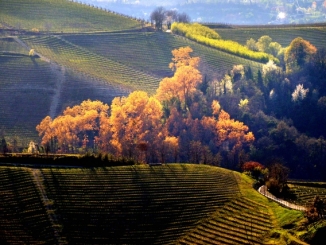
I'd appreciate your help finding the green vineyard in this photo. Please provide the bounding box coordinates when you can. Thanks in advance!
[0,37,130,144]
[0,53,55,142]
[63,32,264,80]
[0,164,308,244]
[0,0,140,33]
[0,164,237,244]
[20,35,160,94]
[287,181,326,208]
[211,24,326,50]
[177,197,273,245]
[0,167,56,244]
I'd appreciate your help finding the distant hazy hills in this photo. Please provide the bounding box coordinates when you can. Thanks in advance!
[78,0,326,25]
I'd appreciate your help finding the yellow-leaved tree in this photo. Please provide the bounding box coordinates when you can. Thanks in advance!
[36,100,109,153]
[156,46,202,110]
[108,91,163,162]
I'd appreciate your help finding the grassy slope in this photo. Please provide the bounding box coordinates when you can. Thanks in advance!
[0,164,312,245]
[212,24,326,49]
[0,0,140,33]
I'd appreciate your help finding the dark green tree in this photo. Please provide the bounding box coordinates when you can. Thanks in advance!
[266,162,289,194]
[1,137,8,154]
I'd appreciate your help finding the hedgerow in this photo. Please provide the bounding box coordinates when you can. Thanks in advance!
[171,22,279,64]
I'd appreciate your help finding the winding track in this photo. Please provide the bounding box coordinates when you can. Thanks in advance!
[258,185,306,211]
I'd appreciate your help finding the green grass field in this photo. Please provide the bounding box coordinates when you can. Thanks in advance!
[0,164,309,244]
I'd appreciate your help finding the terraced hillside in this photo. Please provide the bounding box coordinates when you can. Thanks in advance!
[0,38,129,145]
[0,164,239,244]
[287,181,326,208]
[0,167,55,244]
[42,165,240,244]
[63,32,264,80]
[0,164,309,244]
[212,24,326,49]
[0,0,140,33]
[0,53,55,142]
[177,197,273,245]
[20,35,160,94]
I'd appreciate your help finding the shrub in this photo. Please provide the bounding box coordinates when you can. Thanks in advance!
[242,161,267,180]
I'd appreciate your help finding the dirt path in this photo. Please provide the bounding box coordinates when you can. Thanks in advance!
[258,185,306,211]
[12,36,50,63]
[12,36,65,118]
[31,169,67,244]
[49,64,65,118]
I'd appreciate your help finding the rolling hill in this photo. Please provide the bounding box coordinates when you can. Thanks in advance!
[0,0,262,145]
[0,164,312,244]
[209,23,326,50]
[0,0,326,150]
[0,0,140,33]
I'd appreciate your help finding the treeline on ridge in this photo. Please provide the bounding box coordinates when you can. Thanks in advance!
[0,153,135,167]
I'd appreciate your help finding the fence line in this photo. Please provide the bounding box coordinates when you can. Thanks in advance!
[258,185,306,211]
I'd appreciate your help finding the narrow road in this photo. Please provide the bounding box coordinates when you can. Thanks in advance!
[49,64,65,118]
[258,185,306,211]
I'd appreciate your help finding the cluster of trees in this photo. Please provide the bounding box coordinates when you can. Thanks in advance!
[36,22,326,179]
[171,22,277,63]
[150,7,190,31]
[37,47,254,167]
[203,32,325,179]
[242,161,289,194]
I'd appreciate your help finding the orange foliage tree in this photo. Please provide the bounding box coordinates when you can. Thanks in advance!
[36,46,255,167]
[108,91,163,161]
[36,100,109,153]
[156,46,202,110]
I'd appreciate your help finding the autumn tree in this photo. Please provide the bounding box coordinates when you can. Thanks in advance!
[216,109,255,167]
[160,136,179,163]
[169,46,200,71]
[109,91,163,162]
[36,100,109,153]
[285,37,317,73]
[266,163,289,194]
[156,46,202,110]
[242,161,267,180]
